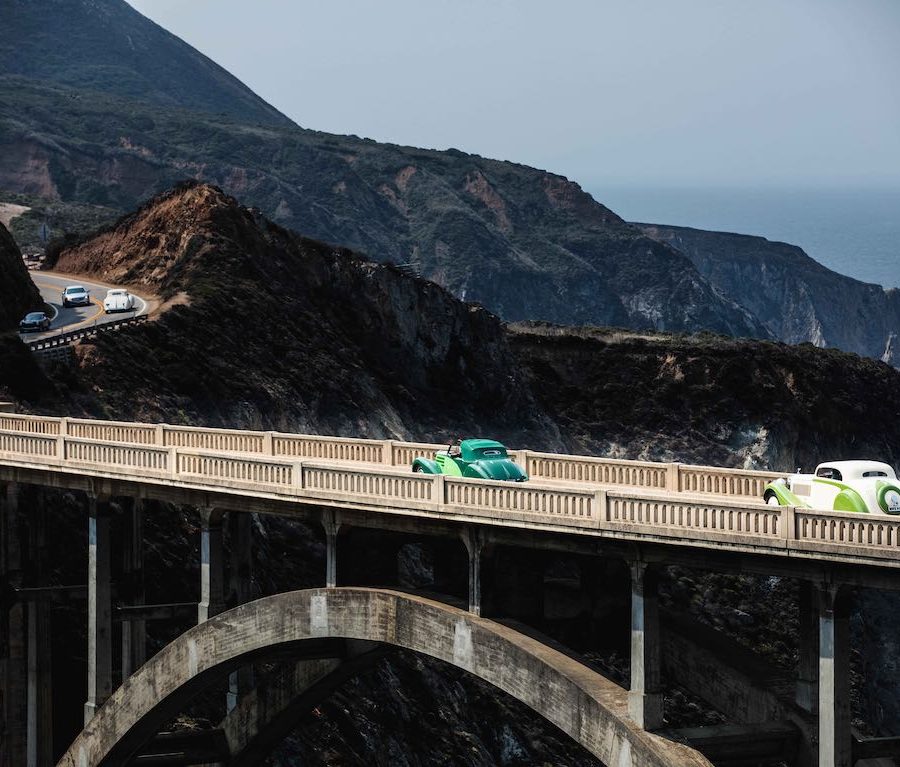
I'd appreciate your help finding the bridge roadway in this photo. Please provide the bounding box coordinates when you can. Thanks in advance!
[0,410,898,766]
[0,411,899,579]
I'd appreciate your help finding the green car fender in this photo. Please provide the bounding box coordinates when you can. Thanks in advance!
[763,481,808,507]
[412,458,441,474]
[832,489,869,513]
[814,478,869,513]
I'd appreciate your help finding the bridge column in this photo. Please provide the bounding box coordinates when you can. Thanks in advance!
[85,495,112,724]
[121,498,146,679]
[628,561,663,730]
[26,490,52,767]
[227,512,254,712]
[323,512,340,589]
[1,482,27,766]
[818,584,851,767]
[198,508,225,623]
[462,528,484,616]
[796,580,818,713]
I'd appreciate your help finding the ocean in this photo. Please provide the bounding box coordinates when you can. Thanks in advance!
[591,185,900,290]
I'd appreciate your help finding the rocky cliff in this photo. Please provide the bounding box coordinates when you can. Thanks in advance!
[639,223,900,365]
[0,221,42,331]
[0,0,765,338]
[510,322,900,473]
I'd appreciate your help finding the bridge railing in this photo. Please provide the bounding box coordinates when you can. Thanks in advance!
[0,430,898,562]
[0,413,781,502]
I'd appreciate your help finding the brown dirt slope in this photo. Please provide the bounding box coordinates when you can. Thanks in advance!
[52,182,558,444]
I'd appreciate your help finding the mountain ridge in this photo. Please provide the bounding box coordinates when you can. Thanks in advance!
[0,0,766,338]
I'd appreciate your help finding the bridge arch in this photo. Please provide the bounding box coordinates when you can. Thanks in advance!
[59,588,711,767]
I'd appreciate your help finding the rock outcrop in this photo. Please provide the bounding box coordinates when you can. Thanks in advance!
[639,223,900,365]
[0,221,42,331]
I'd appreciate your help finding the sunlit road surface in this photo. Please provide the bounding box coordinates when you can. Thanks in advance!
[18,272,151,342]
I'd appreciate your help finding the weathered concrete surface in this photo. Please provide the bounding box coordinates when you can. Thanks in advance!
[57,588,714,767]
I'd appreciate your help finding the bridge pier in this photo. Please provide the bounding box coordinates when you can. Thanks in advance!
[26,490,52,767]
[121,498,147,678]
[818,584,852,767]
[628,561,663,730]
[198,508,225,623]
[227,512,254,712]
[796,580,819,713]
[84,495,112,725]
[1,482,27,766]
[323,512,340,589]
[462,528,484,616]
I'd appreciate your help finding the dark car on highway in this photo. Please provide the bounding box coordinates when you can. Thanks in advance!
[19,312,51,332]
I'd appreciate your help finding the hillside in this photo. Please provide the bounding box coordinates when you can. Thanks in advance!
[48,182,559,444]
[0,221,42,330]
[0,0,764,338]
[0,0,289,126]
[639,223,900,365]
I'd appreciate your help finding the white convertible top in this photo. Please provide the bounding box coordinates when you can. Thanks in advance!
[814,460,897,480]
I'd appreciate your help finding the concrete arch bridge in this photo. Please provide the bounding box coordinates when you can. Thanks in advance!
[1,411,899,766]
[58,588,712,767]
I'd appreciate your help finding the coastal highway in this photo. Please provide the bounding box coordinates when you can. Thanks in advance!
[19,272,152,342]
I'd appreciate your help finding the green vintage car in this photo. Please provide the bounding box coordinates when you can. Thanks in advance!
[412,439,528,482]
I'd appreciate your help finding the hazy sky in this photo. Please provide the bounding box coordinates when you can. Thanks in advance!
[128,1,900,188]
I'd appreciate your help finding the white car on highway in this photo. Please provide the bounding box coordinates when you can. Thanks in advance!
[764,460,900,515]
[103,289,136,314]
[61,285,91,308]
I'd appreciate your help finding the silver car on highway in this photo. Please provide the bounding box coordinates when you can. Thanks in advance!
[61,285,91,308]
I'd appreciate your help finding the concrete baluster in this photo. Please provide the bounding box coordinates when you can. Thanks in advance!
[85,494,112,724]
[197,508,225,623]
[818,583,852,767]
[121,498,147,679]
[628,560,663,730]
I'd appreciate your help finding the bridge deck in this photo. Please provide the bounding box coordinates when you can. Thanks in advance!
[0,414,898,572]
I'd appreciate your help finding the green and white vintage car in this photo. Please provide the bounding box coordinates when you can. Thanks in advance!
[412,439,528,482]
[764,460,900,514]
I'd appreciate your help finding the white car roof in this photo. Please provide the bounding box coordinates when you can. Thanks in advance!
[65,285,87,291]
[106,289,127,295]
[815,460,897,480]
